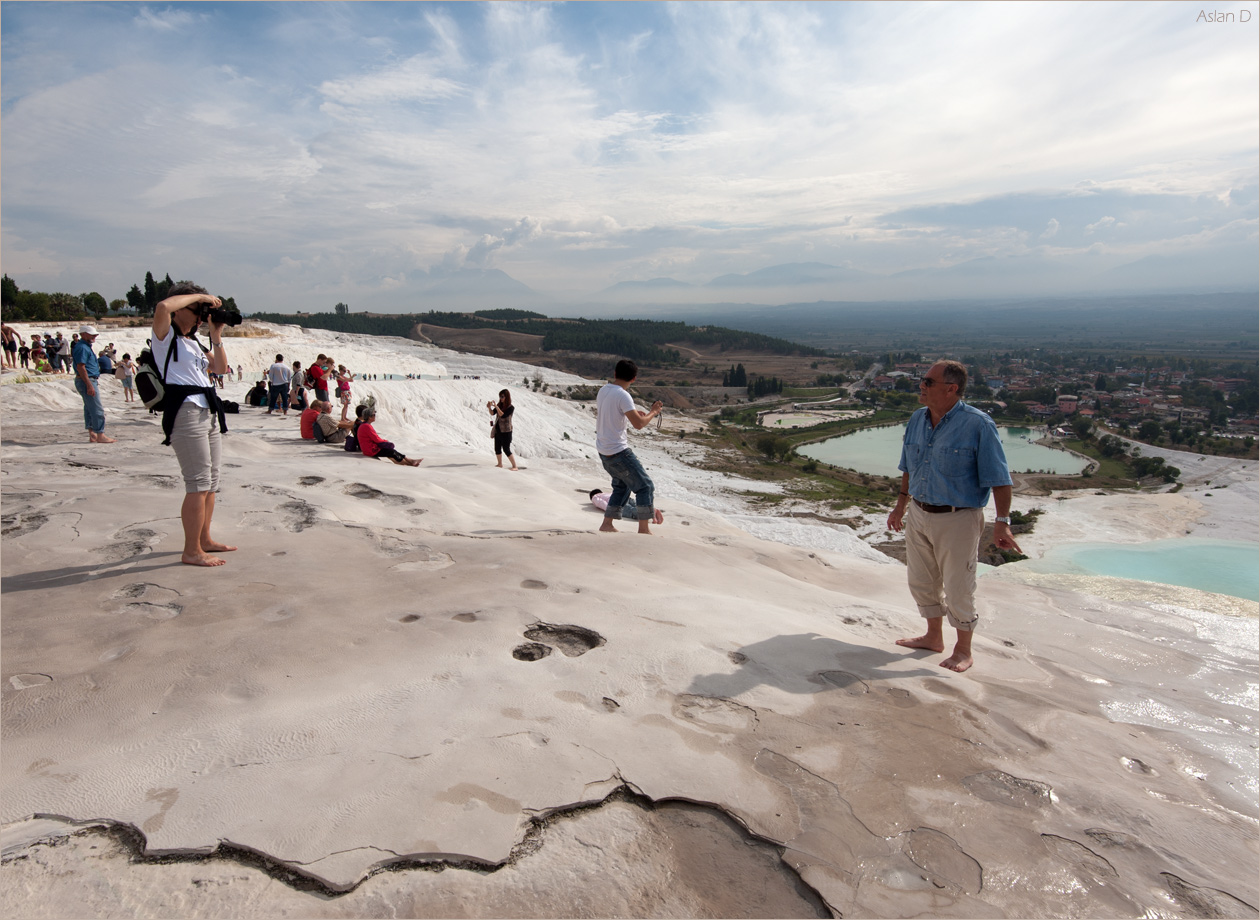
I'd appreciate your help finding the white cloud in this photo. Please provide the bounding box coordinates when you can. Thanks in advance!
[1040,218,1060,239]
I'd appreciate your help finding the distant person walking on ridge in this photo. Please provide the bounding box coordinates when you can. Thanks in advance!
[152,283,237,568]
[885,360,1019,673]
[72,324,116,444]
[595,359,663,534]
[487,389,518,470]
[267,353,292,416]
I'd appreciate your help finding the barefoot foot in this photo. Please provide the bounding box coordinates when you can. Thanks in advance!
[403,458,422,467]
[939,652,973,672]
[599,521,618,532]
[92,433,117,444]
[652,509,665,525]
[201,541,237,553]
[895,635,946,653]
[182,552,226,567]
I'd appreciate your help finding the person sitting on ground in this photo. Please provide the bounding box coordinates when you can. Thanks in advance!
[315,400,354,445]
[299,400,321,440]
[355,406,421,466]
[246,378,268,407]
[589,489,664,525]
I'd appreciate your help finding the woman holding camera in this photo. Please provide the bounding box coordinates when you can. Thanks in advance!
[152,283,237,567]
[487,389,517,470]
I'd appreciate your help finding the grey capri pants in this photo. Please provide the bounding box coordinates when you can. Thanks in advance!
[169,401,222,493]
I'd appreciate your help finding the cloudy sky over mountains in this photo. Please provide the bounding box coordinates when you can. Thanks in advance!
[2,1,1256,313]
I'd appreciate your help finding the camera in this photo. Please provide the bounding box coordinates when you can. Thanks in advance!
[198,301,243,327]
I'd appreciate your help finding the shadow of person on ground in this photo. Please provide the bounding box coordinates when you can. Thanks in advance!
[687,632,935,699]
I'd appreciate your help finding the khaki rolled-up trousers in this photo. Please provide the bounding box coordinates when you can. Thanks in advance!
[903,501,984,632]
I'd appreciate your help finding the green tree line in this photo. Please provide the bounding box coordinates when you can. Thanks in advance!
[2,272,239,323]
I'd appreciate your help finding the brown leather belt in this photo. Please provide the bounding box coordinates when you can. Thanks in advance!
[914,498,971,514]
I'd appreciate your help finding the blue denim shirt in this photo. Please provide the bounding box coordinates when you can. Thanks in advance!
[71,339,99,378]
[898,401,1013,508]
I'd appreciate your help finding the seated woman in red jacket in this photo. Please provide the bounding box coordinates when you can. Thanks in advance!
[354,406,422,466]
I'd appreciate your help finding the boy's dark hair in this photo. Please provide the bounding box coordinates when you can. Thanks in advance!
[614,359,637,382]
[167,282,208,297]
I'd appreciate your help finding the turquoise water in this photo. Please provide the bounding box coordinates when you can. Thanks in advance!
[798,424,1087,477]
[1020,538,1259,602]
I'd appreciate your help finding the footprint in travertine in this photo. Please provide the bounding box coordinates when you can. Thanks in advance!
[141,474,180,490]
[297,475,325,486]
[1161,872,1258,918]
[961,769,1054,807]
[1040,834,1117,880]
[400,614,422,623]
[1119,755,1158,775]
[521,579,548,590]
[813,670,870,695]
[111,583,183,620]
[389,545,455,572]
[523,622,604,657]
[728,651,748,665]
[901,827,983,895]
[93,528,161,564]
[343,482,414,506]
[239,500,319,533]
[673,694,757,732]
[884,687,916,708]
[452,612,478,622]
[9,673,53,690]
[512,642,553,661]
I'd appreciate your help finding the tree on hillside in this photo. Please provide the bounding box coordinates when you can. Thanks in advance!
[1,274,18,308]
[143,272,158,315]
[49,292,84,321]
[109,299,126,314]
[335,302,349,315]
[82,292,108,318]
[127,284,146,314]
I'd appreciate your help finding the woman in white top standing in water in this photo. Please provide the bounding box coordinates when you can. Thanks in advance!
[152,283,237,567]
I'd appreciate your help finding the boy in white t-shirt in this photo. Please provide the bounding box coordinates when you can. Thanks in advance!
[594,359,663,534]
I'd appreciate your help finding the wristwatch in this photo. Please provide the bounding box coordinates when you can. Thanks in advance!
[995,516,1012,525]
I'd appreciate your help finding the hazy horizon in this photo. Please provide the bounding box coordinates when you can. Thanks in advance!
[2,1,1257,313]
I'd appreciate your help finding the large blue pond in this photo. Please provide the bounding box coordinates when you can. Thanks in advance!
[797,424,1087,477]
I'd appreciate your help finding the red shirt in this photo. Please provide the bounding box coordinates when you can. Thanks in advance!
[300,407,319,439]
[357,422,386,457]
[308,365,325,389]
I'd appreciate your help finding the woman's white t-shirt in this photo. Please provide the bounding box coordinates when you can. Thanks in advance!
[151,328,211,409]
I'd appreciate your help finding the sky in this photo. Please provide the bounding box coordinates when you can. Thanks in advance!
[2,1,1257,314]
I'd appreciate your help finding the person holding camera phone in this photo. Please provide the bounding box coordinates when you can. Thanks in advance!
[152,282,238,567]
[487,389,517,470]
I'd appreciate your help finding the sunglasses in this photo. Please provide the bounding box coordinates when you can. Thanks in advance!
[919,377,954,388]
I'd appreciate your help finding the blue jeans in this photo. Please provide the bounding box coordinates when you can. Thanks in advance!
[75,376,105,433]
[268,384,290,412]
[600,448,654,521]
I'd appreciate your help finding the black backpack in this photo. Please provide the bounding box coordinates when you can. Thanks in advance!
[135,333,208,413]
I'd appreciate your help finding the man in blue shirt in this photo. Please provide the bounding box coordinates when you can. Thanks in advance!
[72,324,116,444]
[886,360,1019,672]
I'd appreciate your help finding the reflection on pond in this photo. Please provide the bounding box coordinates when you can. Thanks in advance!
[797,424,1088,477]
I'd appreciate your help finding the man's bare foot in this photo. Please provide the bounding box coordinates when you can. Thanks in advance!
[599,520,618,532]
[91,433,117,443]
[652,509,665,525]
[182,552,226,567]
[402,458,422,467]
[895,635,945,652]
[201,541,237,553]
[940,652,973,672]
